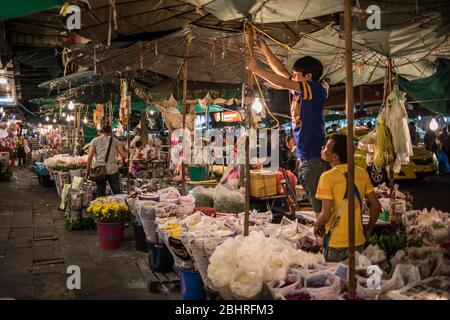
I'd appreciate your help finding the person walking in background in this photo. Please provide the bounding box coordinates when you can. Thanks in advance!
[87,124,128,197]
[424,129,437,153]
[437,126,450,175]
[16,135,28,168]
[408,121,419,146]
[438,126,448,154]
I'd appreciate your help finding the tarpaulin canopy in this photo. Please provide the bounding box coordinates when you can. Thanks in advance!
[287,25,446,86]
[68,26,270,84]
[70,0,332,45]
[183,0,343,23]
[132,77,241,107]
[0,0,63,21]
[399,67,450,116]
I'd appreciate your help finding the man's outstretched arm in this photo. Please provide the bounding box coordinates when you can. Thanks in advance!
[256,38,291,79]
[247,57,300,92]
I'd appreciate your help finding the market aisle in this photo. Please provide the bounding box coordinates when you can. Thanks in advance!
[0,168,178,300]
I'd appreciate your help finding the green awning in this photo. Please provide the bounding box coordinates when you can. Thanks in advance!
[0,0,64,21]
[399,67,450,116]
[82,123,97,144]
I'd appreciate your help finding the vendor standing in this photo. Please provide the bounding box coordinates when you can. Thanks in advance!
[16,135,28,168]
[87,124,128,197]
[246,37,329,214]
[314,134,382,262]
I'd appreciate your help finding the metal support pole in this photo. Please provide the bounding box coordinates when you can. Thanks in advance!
[244,25,254,237]
[181,35,191,196]
[344,0,356,299]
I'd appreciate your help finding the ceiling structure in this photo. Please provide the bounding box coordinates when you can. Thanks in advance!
[0,0,448,120]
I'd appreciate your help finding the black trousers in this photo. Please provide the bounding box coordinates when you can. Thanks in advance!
[95,171,121,197]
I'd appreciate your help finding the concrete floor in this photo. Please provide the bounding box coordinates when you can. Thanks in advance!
[0,168,178,300]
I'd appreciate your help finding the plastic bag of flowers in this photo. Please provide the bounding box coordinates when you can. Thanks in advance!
[299,270,341,300]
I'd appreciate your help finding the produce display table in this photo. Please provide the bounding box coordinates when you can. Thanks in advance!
[187,180,218,188]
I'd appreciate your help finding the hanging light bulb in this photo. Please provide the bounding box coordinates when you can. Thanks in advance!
[66,114,70,122]
[53,118,56,123]
[251,97,263,114]
[39,123,42,127]
[150,111,155,116]
[68,101,75,110]
[418,115,422,121]
[429,118,438,131]
[45,115,50,121]
[83,116,87,124]
[62,112,66,117]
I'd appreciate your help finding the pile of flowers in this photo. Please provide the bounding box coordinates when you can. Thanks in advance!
[87,197,130,223]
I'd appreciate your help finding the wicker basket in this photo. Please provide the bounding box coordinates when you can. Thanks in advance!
[250,170,277,197]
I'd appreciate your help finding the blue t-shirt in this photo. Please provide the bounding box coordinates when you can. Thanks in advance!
[290,80,326,160]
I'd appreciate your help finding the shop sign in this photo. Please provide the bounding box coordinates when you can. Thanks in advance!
[214,111,242,123]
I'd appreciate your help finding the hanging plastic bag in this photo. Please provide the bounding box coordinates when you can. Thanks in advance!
[391,264,421,289]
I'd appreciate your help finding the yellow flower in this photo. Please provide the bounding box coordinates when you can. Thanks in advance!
[171,229,181,238]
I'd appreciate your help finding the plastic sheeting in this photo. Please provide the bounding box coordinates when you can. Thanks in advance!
[184,0,343,23]
[399,67,450,116]
[383,87,414,172]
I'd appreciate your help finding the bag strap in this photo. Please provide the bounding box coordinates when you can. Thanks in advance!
[104,136,113,163]
[326,168,363,237]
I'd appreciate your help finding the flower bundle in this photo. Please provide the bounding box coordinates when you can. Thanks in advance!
[87,197,130,223]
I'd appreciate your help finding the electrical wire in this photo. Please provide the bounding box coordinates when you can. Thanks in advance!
[243,21,279,130]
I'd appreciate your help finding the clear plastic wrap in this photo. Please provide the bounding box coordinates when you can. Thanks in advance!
[191,186,215,208]
[213,183,244,213]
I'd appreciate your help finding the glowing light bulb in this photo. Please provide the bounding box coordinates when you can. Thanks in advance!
[429,118,438,131]
[0,107,3,113]
[83,117,87,124]
[66,114,70,122]
[418,115,422,121]
[62,112,66,117]
[251,98,263,113]
[39,123,42,127]
[68,101,75,110]
[53,118,56,123]
[45,115,50,121]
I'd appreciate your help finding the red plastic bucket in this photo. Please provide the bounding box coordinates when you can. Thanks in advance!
[96,222,125,250]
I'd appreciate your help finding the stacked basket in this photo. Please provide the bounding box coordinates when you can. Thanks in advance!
[249,170,277,197]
